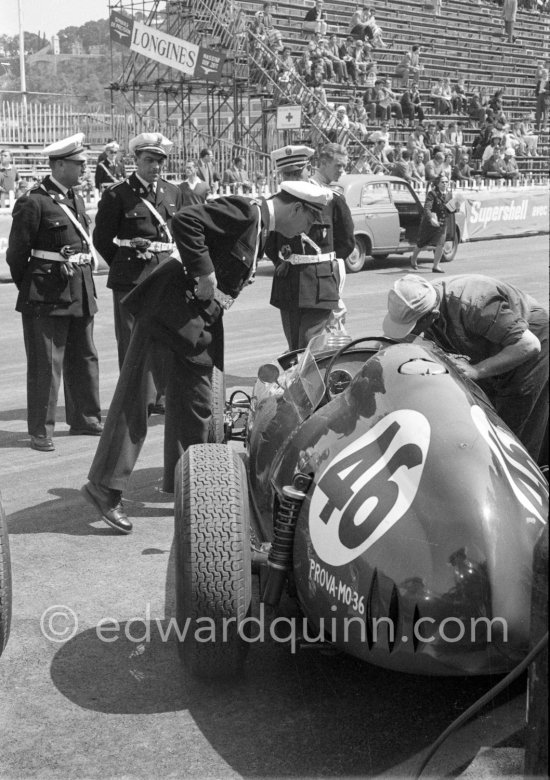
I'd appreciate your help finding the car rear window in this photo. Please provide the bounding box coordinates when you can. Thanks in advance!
[360,182,391,206]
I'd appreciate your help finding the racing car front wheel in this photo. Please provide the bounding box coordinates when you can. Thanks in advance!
[207,367,225,443]
[174,444,251,679]
[0,492,12,659]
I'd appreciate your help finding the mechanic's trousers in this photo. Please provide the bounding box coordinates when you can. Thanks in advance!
[88,319,213,493]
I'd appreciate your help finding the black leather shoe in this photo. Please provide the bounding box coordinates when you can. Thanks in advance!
[30,435,55,452]
[148,402,165,416]
[81,482,133,534]
[70,423,104,436]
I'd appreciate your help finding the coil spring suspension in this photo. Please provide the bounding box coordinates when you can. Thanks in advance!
[263,473,312,607]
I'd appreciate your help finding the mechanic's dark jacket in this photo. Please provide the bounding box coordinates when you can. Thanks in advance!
[266,190,355,310]
[6,177,97,317]
[93,173,183,291]
[123,195,271,367]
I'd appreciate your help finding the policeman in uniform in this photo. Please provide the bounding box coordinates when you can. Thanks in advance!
[94,141,125,192]
[82,181,332,533]
[6,133,102,452]
[266,143,355,351]
[93,132,183,411]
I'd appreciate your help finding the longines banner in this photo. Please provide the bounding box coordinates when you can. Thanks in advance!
[109,11,224,79]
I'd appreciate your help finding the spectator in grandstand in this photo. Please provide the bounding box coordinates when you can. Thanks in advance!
[254,2,275,35]
[441,150,454,179]
[304,0,329,36]
[353,38,374,84]
[430,80,444,114]
[534,63,549,130]
[467,87,486,126]
[423,121,439,155]
[452,151,476,183]
[334,105,351,146]
[339,36,360,83]
[365,8,390,49]
[395,50,413,86]
[391,149,414,181]
[349,6,372,41]
[482,147,507,179]
[255,173,269,195]
[375,78,403,123]
[446,121,465,162]
[502,0,518,42]
[501,147,520,179]
[325,34,349,82]
[369,120,392,151]
[433,120,450,153]
[407,123,429,156]
[197,148,220,193]
[481,132,503,164]
[371,138,391,172]
[424,150,446,181]
[178,160,211,205]
[410,148,427,183]
[517,114,540,155]
[0,149,20,199]
[350,100,371,138]
[222,156,252,194]
[439,77,454,114]
[409,81,425,123]
[387,141,404,164]
[452,78,468,115]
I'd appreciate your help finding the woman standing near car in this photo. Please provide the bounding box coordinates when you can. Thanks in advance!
[410,174,455,273]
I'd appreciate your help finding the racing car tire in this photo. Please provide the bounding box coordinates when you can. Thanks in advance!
[174,444,251,679]
[0,492,12,659]
[207,367,225,443]
[442,228,459,263]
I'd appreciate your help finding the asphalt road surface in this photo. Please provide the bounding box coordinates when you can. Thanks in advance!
[0,234,548,779]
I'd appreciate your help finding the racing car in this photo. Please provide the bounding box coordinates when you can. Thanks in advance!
[173,332,548,678]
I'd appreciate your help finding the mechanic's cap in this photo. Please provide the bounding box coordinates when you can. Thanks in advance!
[271,145,315,172]
[129,132,172,157]
[383,275,438,339]
[43,132,87,162]
[278,180,333,213]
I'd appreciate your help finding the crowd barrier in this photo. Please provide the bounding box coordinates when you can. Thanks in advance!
[1,179,548,282]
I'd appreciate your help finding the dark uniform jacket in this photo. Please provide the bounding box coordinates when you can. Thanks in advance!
[93,173,184,291]
[266,190,355,311]
[94,158,125,191]
[123,196,270,367]
[6,176,97,317]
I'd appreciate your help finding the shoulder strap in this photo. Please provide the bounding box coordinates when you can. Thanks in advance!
[98,162,118,182]
[39,184,98,270]
[139,196,173,243]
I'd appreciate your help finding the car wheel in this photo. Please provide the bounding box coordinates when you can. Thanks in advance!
[0,493,12,659]
[345,237,369,273]
[442,228,459,263]
[207,367,225,443]
[174,444,251,678]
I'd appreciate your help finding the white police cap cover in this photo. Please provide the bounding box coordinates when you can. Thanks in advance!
[43,132,87,161]
[128,132,173,157]
[271,145,315,171]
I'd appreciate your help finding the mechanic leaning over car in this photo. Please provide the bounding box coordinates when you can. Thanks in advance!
[265,143,355,351]
[383,274,549,467]
[93,132,184,415]
[81,181,333,534]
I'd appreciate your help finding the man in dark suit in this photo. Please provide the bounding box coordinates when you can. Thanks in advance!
[266,143,355,351]
[81,182,332,533]
[196,147,221,193]
[6,133,102,452]
[94,141,125,192]
[93,132,184,413]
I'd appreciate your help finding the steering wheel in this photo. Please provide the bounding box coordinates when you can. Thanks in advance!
[323,336,397,400]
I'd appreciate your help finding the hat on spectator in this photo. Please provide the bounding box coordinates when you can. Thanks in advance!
[128,132,172,157]
[271,145,315,172]
[336,105,347,112]
[43,132,87,162]
[104,141,120,152]
[382,275,438,339]
[277,181,333,212]
[504,146,515,156]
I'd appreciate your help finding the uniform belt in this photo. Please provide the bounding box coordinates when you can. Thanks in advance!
[31,249,92,265]
[117,240,175,252]
[284,252,336,265]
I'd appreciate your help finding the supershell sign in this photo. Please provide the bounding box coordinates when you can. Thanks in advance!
[309,411,430,568]
[109,11,225,79]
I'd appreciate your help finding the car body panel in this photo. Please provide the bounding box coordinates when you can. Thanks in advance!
[247,337,547,675]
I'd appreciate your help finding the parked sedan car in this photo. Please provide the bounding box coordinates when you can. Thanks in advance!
[173,333,547,679]
[340,174,463,272]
